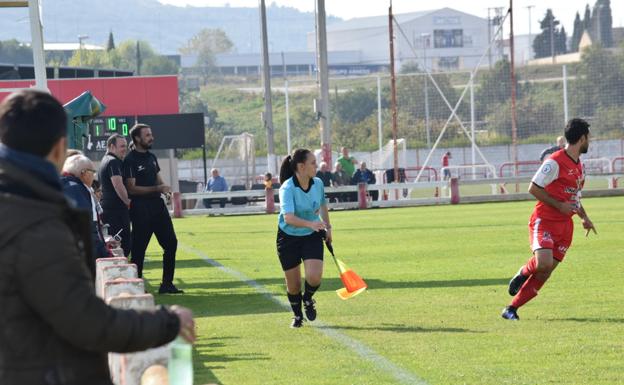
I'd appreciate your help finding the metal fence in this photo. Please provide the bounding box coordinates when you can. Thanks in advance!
[272,47,624,175]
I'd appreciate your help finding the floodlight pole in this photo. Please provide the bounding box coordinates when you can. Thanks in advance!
[487,8,492,68]
[316,0,332,165]
[260,0,276,174]
[377,75,383,168]
[389,3,399,198]
[28,0,47,91]
[510,0,519,187]
[526,5,534,61]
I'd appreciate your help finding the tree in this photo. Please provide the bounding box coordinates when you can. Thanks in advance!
[485,96,561,140]
[136,41,142,75]
[334,87,378,124]
[476,58,521,119]
[142,56,178,75]
[179,28,233,76]
[572,45,624,116]
[571,12,583,52]
[0,39,33,64]
[533,9,567,58]
[591,0,613,47]
[114,40,156,72]
[583,4,591,31]
[558,26,568,54]
[179,28,233,56]
[399,61,420,74]
[106,31,115,52]
[67,49,111,68]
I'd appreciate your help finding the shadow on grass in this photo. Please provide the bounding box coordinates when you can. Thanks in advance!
[546,317,624,324]
[192,336,270,385]
[173,277,509,292]
[318,323,483,334]
[152,291,285,317]
[142,257,222,271]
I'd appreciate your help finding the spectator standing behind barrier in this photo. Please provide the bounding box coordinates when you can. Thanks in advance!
[99,134,132,256]
[62,154,111,259]
[124,123,183,294]
[264,172,273,189]
[315,161,334,187]
[352,162,378,201]
[539,136,566,162]
[203,168,228,208]
[337,146,357,177]
[0,90,195,385]
[442,151,452,180]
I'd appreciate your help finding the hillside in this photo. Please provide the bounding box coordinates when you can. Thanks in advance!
[0,0,341,55]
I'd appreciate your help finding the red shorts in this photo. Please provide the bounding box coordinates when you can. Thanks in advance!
[528,213,574,262]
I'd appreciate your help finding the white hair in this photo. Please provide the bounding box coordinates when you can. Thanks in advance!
[62,154,94,177]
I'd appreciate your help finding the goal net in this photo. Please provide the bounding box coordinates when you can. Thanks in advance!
[211,133,256,188]
[371,139,407,171]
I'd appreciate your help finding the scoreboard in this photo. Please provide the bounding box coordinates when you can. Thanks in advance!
[91,116,134,137]
[88,116,135,151]
[86,113,205,152]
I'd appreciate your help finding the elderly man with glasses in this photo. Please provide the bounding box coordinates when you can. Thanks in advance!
[62,154,111,259]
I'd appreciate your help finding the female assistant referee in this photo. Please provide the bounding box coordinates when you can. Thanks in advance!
[277,148,332,328]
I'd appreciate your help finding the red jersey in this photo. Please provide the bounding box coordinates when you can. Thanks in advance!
[531,149,585,221]
[442,154,449,167]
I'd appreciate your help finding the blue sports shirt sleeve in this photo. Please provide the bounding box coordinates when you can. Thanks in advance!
[279,183,295,214]
[319,180,326,205]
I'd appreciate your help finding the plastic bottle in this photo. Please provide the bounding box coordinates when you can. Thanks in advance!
[168,337,193,385]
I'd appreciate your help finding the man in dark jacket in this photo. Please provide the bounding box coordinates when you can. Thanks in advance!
[0,90,195,385]
[62,153,110,259]
[352,162,378,201]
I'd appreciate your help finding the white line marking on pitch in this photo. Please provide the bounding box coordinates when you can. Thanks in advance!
[182,244,428,385]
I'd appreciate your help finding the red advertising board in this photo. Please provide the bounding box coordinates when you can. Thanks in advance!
[0,76,179,115]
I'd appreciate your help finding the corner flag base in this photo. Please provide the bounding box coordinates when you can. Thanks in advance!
[336,286,367,300]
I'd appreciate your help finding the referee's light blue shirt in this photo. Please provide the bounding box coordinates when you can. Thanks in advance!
[278,176,326,236]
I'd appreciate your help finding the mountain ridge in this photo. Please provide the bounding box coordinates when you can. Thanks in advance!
[0,0,341,55]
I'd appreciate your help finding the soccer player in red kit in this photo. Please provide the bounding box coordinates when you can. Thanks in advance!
[502,118,596,320]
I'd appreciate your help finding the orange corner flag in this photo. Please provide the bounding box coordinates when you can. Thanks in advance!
[327,242,367,300]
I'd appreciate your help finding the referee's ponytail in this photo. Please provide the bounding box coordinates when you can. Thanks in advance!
[279,148,311,184]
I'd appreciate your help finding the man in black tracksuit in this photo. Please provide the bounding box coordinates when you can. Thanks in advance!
[123,124,183,294]
[98,134,132,256]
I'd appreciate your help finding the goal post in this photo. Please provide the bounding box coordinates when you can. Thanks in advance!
[211,133,256,189]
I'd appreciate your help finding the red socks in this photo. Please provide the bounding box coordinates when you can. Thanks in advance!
[521,256,538,276]
[511,275,546,308]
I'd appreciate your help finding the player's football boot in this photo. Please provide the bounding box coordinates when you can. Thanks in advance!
[290,315,304,328]
[508,267,529,296]
[304,299,317,321]
[501,306,520,320]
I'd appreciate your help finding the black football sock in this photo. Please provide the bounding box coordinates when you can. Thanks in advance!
[303,281,320,302]
[287,292,303,318]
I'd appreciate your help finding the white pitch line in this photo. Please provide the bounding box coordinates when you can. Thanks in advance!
[182,244,429,385]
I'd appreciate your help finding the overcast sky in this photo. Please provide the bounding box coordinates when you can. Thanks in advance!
[158,0,624,36]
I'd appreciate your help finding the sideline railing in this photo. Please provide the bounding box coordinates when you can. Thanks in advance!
[173,174,624,217]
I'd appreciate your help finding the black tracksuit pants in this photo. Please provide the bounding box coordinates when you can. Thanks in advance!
[129,198,177,283]
[101,208,132,257]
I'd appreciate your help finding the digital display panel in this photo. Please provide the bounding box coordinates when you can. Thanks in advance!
[86,113,205,152]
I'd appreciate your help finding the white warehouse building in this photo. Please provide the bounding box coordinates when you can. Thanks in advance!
[308,8,498,72]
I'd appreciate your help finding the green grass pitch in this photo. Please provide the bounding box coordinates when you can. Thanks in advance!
[143,196,624,385]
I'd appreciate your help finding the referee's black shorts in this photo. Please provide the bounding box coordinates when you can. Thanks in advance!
[276,228,324,271]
